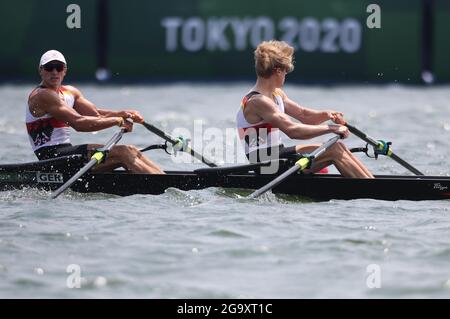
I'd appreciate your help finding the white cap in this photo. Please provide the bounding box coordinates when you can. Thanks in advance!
[39,50,67,66]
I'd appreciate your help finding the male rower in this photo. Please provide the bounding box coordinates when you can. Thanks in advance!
[237,41,373,178]
[26,49,164,174]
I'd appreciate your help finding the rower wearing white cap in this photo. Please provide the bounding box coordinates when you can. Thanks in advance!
[26,50,164,174]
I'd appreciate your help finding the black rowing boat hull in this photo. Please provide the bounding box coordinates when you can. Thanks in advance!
[71,171,450,201]
[0,156,449,201]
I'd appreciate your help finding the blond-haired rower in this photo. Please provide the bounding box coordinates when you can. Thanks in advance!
[236,40,373,178]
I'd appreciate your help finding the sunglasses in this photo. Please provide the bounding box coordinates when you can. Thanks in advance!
[42,63,65,72]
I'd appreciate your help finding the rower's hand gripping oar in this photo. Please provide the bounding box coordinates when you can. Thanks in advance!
[248,135,341,199]
[141,121,217,167]
[344,122,424,175]
[50,128,127,199]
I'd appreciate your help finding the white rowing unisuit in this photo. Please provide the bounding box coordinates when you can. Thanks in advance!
[26,85,74,151]
[236,90,284,155]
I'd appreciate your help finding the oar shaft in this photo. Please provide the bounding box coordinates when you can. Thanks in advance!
[345,123,424,175]
[50,129,126,199]
[142,121,217,167]
[345,123,379,146]
[390,153,424,176]
[248,164,299,199]
[50,158,97,199]
[248,135,340,198]
[142,121,178,145]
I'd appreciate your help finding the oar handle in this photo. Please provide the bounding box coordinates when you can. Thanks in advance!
[345,122,424,175]
[142,121,217,167]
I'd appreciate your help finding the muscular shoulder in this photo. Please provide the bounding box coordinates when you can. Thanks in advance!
[29,87,59,105]
[246,94,274,108]
[273,88,287,100]
[61,85,81,98]
[246,94,281,119]
[28,88,60,116]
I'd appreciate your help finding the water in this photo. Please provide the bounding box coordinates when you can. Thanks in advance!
[0,83,449,298]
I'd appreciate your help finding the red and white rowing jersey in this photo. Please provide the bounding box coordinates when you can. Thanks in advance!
[26,86,74,151]
[236,91,284,155]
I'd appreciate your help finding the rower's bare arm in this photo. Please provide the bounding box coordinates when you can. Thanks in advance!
[283,98,330,125]
[276,89,343,125]
[74,97,101,117]
[32,90,123,132]
[96,109,145,124]
[70,87,143,124]
[76,102,131,121]
[75,99,145,124]
[69,86,102,117]
[253,97,338,139]
[70,86,128,119]
[285,100,329,124]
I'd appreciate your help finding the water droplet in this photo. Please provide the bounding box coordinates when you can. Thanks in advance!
[424,105,434,113]
[443,279,450,289]
[259,245,269,252]
[443,123,450,131]
[95,68,111,82]
[34,268,44,275]
[192,248,199,254]
[422,71,435,84]
[94,276,107,287]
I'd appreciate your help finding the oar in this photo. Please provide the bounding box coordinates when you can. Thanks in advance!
[345,122,424,175]
[141,121,217,167]
[50,128,126,199]
[248,135,341,199]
